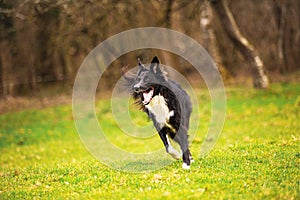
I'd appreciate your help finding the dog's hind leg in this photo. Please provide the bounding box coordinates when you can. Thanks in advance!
[174,129,191,170]
[181,149,191,170]
[188,149,194,163]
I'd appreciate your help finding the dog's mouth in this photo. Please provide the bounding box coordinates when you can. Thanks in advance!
[140,87,154,105]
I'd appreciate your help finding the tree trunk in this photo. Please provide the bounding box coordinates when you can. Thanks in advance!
[161,0,177,77]
[200,1,229,79]
[165,0,174,28]
[0,41,15,97]
[273,0,288,73]
[0,51,3,97]
[15,16,38,94]
[210,0,269,89]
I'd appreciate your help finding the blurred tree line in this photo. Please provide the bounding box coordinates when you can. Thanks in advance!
[0,0,299,97]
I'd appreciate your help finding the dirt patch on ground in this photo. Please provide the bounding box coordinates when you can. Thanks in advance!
[0,95,72,114]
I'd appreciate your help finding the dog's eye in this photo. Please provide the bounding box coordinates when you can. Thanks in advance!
[144,76,149,82]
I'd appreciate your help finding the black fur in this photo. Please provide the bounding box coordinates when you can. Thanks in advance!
[122,56,193,168]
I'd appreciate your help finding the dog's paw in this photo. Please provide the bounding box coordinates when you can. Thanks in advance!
[182,163,190,170]
[168,146,181,160]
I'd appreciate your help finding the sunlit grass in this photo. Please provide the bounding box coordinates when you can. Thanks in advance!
[0,83,299,199]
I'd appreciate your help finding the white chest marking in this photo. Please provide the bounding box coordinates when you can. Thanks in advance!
[145,94,174,125]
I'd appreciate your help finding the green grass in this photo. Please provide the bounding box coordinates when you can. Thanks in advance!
[0,83,299,199]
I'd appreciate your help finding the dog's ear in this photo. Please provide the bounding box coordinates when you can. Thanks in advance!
[150,56,161,74]
[138,58,146,70]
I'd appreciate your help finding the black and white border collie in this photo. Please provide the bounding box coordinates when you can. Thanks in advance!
[123,56,193,169]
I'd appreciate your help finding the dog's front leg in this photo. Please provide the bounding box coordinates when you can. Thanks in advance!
[158,127,181,160]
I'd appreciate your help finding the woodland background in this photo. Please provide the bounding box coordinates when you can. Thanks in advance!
[1,2,299,199]
[0,0,299,97]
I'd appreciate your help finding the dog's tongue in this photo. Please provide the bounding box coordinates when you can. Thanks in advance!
[142,89,153,105]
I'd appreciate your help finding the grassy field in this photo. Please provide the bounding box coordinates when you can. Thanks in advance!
[0,83,299,199]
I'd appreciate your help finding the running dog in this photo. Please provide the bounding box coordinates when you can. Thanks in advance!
[123,56,193,169]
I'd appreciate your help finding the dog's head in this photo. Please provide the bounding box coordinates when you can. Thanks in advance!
[131,56,167,105]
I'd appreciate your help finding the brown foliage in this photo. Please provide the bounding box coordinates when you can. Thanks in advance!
[0,0,299,96]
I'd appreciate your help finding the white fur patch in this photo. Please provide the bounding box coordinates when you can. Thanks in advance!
[168,110,174,119]
[145,94,173,125]
[182,163,190,170]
